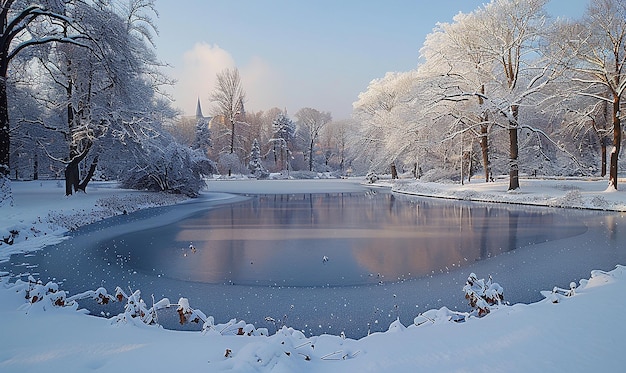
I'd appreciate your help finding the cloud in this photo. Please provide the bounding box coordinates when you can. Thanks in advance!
[171,42,235,116]
[170,43,284,117]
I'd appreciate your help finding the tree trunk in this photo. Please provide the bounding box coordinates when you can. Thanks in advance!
[467,150,473,183]
[64,142,92,195]
[280,145,284,171]
[65,158,80,196]
[33,153,38,180]
[309,140,314,171]
[0,76,9,175]
[390,163,398,179]
[508,105,520,191]
[601,138,607,177]
[273,142,278,166]
[230,119,235,154]
[609,98,621,190]
[77,155,98,192]
[478,85,491,182]
[480,122,490,182]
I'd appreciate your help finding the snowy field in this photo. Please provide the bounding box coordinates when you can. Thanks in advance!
[1,177,625,372]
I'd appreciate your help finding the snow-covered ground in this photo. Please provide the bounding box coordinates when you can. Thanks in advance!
[1,177,625,372]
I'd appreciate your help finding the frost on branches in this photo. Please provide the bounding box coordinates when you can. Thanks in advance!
[412,273,505,327]
[4,276,268,336]
[463,273,504,317]
[121,142,215,197]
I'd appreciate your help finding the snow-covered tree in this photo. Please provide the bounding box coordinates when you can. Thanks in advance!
[248,138,268,178]
[0,0,91,177]
[295,107,331,172]
[439,0,555,190]
[552,0,626,189]
[217,152,244,176]
[210,68,246,176]
[6,0,172,195]
[420,11,496,182]
[6,79,63,180]
[270,111,295,171]
[352,71,424,177]
[194,117,212,153]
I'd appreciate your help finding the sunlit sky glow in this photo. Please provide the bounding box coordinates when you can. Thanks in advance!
[154,0,588,120]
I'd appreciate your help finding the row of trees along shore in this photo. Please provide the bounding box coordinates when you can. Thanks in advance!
[1,0,626,202]
[353,0,626,190]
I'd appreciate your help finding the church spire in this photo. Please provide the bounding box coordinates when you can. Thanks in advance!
[196,98,203,119]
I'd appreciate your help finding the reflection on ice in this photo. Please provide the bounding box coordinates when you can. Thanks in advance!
[117,192,586,286]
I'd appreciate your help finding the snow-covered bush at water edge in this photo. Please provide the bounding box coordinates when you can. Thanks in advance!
[5,273,506,340]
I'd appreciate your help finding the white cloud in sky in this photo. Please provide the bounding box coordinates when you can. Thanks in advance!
[170,42,284,117]
[170,42,234,116]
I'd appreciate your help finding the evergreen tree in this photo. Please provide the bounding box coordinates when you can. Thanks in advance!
[248,138,268,178]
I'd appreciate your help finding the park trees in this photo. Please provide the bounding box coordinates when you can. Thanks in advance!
[397,0,566,187]
[553,0,626,189]
[248,138,267,178]
[2,0,180,195]
[420,11,495,182]
[31,0,167,195]
[0,0,90,203]
[450,0,554,190]
[0,0,90,176]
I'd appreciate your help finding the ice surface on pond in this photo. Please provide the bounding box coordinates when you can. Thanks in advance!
[1,186,624,338]
[97,191,589,287]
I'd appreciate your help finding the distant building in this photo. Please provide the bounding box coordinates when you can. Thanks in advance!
[195,98,211,125]
[194,98,226,129]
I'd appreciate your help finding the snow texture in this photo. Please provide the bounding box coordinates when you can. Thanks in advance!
[1,177,625,372]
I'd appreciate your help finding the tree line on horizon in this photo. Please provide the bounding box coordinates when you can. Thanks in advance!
[1,0,625,202]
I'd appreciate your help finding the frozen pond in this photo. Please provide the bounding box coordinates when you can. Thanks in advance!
[107,191,586,287]
[2,180,625,338]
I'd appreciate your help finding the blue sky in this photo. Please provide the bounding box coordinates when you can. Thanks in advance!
[154,1,589,120]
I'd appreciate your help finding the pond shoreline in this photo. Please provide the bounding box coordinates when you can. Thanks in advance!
[3,178,624,339]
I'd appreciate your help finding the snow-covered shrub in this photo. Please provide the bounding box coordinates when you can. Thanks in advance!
[463,273,504,317]
[111,288,156,325]
[120,142,215,197]
[540,282,577,304]
[288,170,319,179]
[218,152,246,176]
[176,297,206,325]
[590,195,610,209]
[10,277,77,312]
[365,172,379,183]
[68,287,116,305]
[549,190,584,208]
